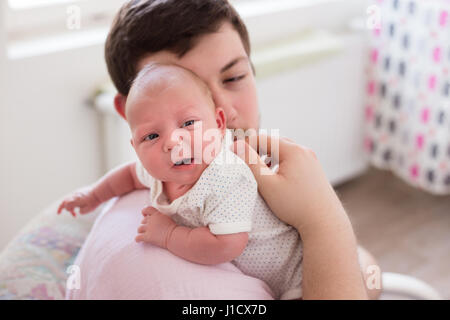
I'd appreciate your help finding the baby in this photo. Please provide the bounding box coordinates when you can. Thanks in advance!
[58,63,303,299]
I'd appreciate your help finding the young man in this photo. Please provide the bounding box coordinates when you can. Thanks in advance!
[102,0,381,299]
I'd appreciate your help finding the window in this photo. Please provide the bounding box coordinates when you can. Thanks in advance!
[6,0,362,44]
[9,0,76,10]
[7,0,126,41]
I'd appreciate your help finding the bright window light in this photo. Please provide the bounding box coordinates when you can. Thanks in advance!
[8,0,78,10]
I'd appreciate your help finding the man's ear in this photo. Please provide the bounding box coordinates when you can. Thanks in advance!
[215,107,226,135]
[114,93,127,120]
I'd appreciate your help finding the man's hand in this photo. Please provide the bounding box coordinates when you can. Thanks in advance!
[230,135,344,235]
[231,134,368,299]
[135,206,177,248]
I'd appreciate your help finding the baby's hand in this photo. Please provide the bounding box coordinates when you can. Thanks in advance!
[135,207,177,248]
[57,190,101,217]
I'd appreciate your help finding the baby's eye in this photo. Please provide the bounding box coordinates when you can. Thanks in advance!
[143,133,159,141]
[182,120,195,128]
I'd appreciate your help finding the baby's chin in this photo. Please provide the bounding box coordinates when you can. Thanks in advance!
[160,163,207,185]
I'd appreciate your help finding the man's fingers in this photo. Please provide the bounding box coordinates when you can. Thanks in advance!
[241,133,277,158]
[135,235,144,243]
[241,133,302,163]
[230,140,277,183]
[230,137,301,207]
[137,225,147,233]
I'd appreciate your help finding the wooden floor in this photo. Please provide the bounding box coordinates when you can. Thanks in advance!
[335,166,450,300]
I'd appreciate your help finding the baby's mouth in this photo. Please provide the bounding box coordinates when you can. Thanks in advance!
[173,158,194,166]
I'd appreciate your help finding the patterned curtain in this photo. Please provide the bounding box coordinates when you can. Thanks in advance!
[364,0,450,194]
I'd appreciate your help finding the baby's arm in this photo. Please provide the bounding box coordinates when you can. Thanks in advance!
[135,207,248,265]
[89,161,147,202]
[167,226,248,265]
[58,161,146,216]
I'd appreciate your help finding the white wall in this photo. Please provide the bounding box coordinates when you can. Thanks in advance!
[0,1,6,142]
[0,0,13,250]
[0,37,110,249]
[256,33,369,185]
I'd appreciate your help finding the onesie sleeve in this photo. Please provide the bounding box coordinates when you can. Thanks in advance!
[135,160,153,188]
[203,164,258,235]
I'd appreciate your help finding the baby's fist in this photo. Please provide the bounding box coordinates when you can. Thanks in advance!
[57,190,100,217]
[135,207,177,248]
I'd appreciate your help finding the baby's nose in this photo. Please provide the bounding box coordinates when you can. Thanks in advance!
[163,137,182,153]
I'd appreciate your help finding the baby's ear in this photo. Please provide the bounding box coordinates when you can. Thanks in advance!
[130,138,135,149]
[114,93,127,120]
[215,107,226,134]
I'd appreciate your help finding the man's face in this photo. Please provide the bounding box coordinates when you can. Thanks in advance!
[137,22,260,131]
[126,73,225,185]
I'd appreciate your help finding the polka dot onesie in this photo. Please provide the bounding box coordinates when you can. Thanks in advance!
[135,130,303,299]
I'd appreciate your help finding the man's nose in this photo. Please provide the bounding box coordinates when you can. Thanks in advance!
[211,89,237,123]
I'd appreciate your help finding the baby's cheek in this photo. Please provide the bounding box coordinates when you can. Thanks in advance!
[201,135,222,164]
[140,154,163,178]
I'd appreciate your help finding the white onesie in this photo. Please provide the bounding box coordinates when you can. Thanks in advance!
[135,130,303,299]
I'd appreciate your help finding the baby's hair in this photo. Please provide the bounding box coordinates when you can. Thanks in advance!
[130,62,214,106]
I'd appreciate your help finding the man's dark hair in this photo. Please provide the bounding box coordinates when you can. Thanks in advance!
[105,0,251,96]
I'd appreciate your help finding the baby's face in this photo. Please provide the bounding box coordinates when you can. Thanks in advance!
[126,73,226,185]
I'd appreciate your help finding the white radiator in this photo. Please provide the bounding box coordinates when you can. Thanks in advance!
[253,29,369,185]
